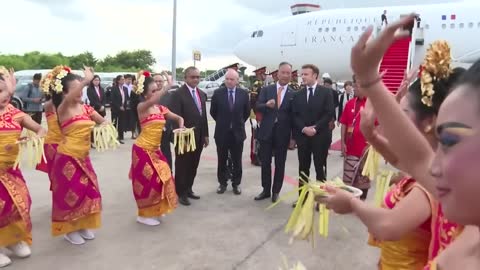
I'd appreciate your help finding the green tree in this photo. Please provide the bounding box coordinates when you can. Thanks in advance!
[69,51,97,69]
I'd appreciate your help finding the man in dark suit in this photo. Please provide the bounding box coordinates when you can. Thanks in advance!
[86,75,106,117]
[110,75,128,144]
[210,69,250,195]
[170,67,209,206]
[254,62,295,203]
[292,64,335,190]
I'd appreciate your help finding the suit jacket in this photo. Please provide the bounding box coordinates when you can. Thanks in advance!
[210,86,250,145]
[292,85,335,145]
[86,86,106,113]
[170,84,209,144]
[331,89,340,120]
[338,92,354,121]
[110,85,128,114]
[255,84,294,142]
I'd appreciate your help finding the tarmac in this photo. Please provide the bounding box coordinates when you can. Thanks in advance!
[9,104,379,270]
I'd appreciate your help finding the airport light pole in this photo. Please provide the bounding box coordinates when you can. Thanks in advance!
[171,0,177,83]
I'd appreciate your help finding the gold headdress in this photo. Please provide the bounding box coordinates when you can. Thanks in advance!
[41,65,72,94]
[419,40,452,107]
[133,70,151,95]
[0,66,9,77]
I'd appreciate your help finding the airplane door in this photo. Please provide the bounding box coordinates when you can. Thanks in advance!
[280,25,297,47]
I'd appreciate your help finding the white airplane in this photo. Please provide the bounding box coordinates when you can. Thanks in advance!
[233,2,480,80]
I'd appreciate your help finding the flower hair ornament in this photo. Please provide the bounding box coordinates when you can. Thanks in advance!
[418,40,453,107]
[40,72,53,94]
[42,65,72,94]
[133,70,151,95]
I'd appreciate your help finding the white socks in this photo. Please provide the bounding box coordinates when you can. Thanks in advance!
[136,216,161,226]
[64,230,96,245]
[6,241,31,258]
[0,241,32,268]
[0,253,11,268]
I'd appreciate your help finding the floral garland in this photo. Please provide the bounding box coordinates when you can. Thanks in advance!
[41,65,72,94]
[419,41,452,107]
[133,70,151,95]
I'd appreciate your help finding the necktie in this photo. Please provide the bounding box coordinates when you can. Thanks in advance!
[308,87,314,103]
[228,89,234,111]
[191,89,201,113]
[277,86,284,108]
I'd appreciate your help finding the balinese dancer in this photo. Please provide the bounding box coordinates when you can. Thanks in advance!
[249,67,266,166]
[129,71,183,226]
[320,57,463,270]
[347,15,480,269]
[36,73,62,182]
[48,65,110,245]
[0,67,46,267]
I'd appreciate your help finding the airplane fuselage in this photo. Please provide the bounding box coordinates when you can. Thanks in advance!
[234,2,480,80]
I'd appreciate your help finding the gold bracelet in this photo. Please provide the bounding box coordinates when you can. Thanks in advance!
[359,77,383,89]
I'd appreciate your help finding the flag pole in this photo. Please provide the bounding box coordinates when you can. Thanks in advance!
[171,0,177,83]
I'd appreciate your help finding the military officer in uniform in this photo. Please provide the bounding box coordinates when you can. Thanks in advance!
[289,70,301,91]
[268,70,279,85]
[249,67,267,166]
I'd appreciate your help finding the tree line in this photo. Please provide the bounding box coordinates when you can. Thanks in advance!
[1,50,249,83]
[0,50,156,72]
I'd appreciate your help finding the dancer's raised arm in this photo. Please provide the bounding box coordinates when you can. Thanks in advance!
[350,15,436,193]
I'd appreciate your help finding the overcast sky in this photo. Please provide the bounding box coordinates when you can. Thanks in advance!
[5,0,455,72]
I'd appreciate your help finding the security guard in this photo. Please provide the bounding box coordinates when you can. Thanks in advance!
[249,67,267,166]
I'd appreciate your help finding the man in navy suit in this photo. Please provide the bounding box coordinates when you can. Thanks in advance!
[254,62,295,203]
[292,64,335,190]
[210,69,250,195]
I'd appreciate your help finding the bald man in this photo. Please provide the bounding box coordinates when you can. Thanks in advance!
[210,69,250,195]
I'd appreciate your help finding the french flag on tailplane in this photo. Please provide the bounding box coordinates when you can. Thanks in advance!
[442,14,456,20]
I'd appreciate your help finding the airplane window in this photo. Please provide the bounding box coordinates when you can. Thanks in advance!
[318,28,322,32]
[442,24,446,29]
[478,22,480,28]
[354,26,358,31]
[361,26,366,31]
[347,26,351,31]
[325,27,329,32]
[450,23,455,29]
[460,23,464,28]
[258,30,264,37]
[332,27,336,32]
[425,24,429,29]
[468,22,474,28]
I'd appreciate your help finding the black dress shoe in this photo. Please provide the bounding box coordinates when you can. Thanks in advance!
[119,140,125,144]
[188,192,200,200]
[217,185,227,194]
[272,193,279,203]
[233,186,242,195]
[179,196,191,206]
[254,191,271,201]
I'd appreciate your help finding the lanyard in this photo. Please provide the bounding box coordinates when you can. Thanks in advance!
[351,98,364,131]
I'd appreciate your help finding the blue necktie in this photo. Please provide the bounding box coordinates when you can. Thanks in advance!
[228,89,234,111]
[191,90,201,113]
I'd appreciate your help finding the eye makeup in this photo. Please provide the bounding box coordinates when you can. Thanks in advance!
[436,122,475,148]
